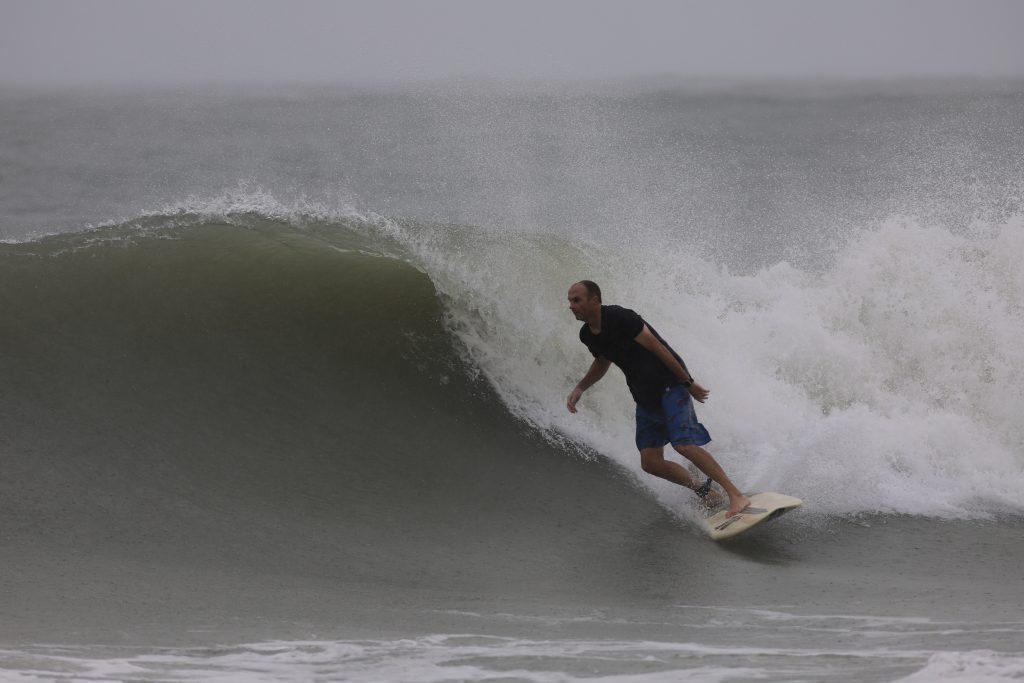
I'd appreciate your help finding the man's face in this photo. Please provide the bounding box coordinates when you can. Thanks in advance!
[567,283,598,321]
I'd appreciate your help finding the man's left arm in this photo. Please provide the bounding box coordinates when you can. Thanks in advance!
[634,325,711,403]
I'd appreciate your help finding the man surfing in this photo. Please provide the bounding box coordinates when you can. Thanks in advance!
[566,280,750,517]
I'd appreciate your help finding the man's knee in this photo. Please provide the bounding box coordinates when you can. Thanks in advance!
[639,448,665,475]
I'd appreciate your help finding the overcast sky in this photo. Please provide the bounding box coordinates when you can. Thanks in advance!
[2,0,1023,85]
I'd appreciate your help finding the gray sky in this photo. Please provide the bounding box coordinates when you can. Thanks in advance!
[2,0,1023,85]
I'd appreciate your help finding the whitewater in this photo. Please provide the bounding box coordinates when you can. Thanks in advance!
[2,80,1023,681]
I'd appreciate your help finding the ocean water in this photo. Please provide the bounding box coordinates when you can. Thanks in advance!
[2,79,1023,682]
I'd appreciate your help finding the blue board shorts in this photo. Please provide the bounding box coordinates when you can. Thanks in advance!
[635,383,712,451]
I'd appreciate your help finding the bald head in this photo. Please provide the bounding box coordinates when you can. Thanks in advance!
[573,280,602,302]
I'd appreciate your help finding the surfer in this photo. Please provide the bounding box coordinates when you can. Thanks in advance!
[566,280,751,517]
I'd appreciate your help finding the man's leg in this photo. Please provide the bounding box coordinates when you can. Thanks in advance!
[636,400,724,505]
[673,444,750,516]
[640,447,718,497]
[640,447,694,486]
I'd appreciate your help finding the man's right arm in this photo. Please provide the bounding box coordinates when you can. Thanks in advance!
[567,357,612,413]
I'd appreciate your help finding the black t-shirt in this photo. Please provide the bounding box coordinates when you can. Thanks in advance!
[579,305,688,410]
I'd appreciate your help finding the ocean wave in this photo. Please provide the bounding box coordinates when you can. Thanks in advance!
[3,196,1023,526]
[396,208,1024,520]
[0,209,655,595]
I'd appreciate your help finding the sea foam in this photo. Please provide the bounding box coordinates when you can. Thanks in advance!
[409,212,1024,519]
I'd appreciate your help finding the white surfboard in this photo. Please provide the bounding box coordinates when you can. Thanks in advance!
[705,492,802,541]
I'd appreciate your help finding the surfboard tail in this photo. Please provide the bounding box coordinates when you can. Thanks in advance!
[705,492,802,541]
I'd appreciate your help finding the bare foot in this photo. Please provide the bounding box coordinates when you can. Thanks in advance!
[726,494,752,518]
